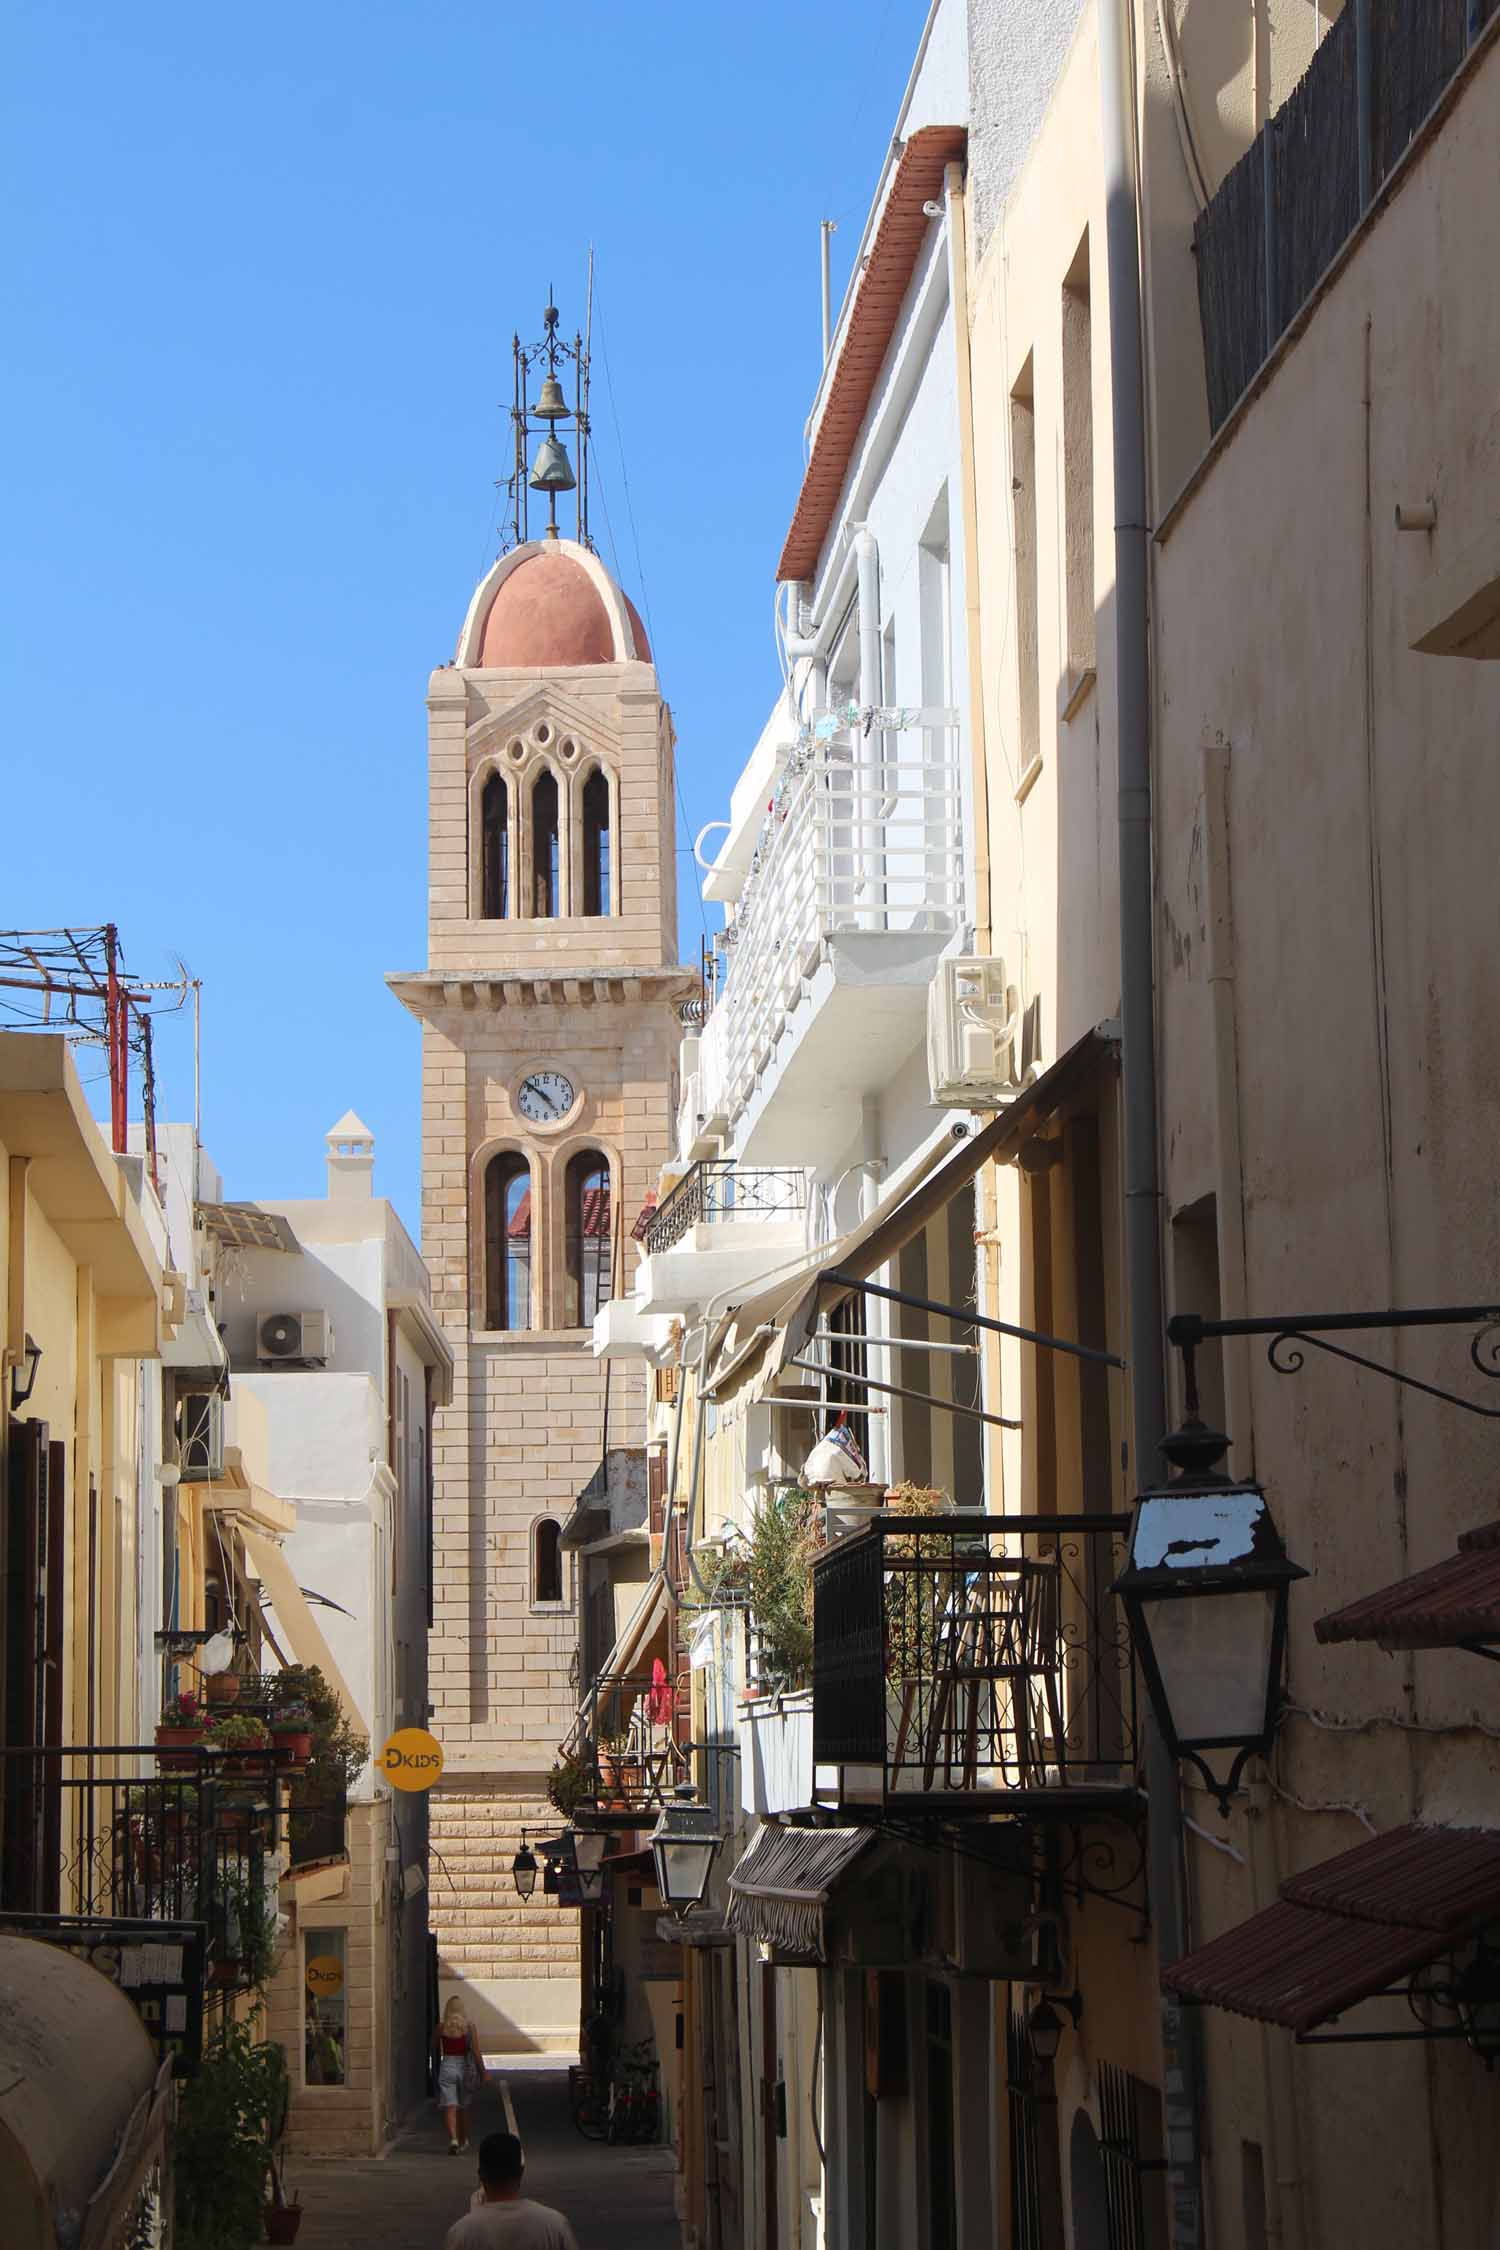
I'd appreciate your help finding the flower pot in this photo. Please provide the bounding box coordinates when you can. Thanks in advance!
[205,1672,242,1707]
[272,1729,312,1764]
[215,1751,271,1777]
[155,1725,205,1771]
[208,1956,241,1988]
[265,2207,303,2245]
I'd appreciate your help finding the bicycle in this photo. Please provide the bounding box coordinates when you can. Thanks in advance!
[568,2063,610,2142]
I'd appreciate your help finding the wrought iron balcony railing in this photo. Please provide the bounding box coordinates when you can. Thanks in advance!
[565,1668,691,1814]
[641,1161,807,1257]
[0,1744,289,1995]
[812,1514,1138,1812]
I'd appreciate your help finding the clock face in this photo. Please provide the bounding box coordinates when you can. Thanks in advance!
[517,1070,577,1125]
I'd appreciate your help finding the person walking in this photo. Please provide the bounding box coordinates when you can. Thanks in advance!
[434,1996,488,2154]
[443,2131,579,2248]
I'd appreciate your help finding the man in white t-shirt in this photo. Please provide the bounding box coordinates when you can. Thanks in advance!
[443,2130,579,2250]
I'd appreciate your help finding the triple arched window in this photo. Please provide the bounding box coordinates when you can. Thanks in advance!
[474,754,614,923]
[480,1146,614,1332]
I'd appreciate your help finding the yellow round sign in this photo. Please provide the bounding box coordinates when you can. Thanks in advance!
[305,1954,344,1998]
[377,1726,444,1791]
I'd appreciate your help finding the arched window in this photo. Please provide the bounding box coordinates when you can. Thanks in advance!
[483,1153,532,1332]
[533,1518,564,1606]
[565,1150,613,1328]
[581,768,611,917]
[532,770,560,917]
[480,772,509,919]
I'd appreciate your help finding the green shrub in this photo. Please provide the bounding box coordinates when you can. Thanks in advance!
[173,2015,288,2250]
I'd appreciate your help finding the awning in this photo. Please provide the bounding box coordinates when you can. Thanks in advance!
[0,1931,170,2250]
[705,1023,1120,1405]
[1164,1824,1500,2033]
[727,1824,877,1960]
[197,1201,300,1253]
[577,1576,671,1723]
[1316,1519,1500,1652]
[236,1520,367,1734]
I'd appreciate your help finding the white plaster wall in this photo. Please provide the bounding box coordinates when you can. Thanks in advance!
[966,0,1087,259]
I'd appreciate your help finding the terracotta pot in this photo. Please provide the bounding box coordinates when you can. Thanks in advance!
[205,1672,242,1707]
[265,2206,303,2244]
[155,1725,205,1772]
[272,1729,312,1763]
[208,1956,241,1988]
[214,1750,271,1777]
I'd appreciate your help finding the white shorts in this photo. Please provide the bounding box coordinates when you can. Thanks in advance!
[438,2055,466,2104]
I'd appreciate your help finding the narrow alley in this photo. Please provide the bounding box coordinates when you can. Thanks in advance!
[292,2063,679,2250]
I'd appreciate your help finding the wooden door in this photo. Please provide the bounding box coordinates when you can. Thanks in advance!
[760,1961,779,2250]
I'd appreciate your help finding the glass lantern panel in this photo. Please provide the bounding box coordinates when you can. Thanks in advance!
[1146,1588,1274,1746]
[657,1838,714,1904]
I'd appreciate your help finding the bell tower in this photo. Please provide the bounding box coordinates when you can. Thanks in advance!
[390,305,694,2051]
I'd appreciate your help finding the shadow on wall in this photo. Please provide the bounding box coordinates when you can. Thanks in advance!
[436,1972,579,2058]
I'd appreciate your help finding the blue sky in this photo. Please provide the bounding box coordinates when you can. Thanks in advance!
[2,0,925,1232]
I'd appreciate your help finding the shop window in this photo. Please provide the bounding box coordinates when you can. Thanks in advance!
[484,1152,533,1332]
[565,1150,612,1327]
[581,768,611,916]
[481,771,509,919]
[304,1927,347,2086]
[533,1518,564,1605]
[532,770,560,917]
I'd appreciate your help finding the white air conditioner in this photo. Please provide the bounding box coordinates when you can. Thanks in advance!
[258,1309,332,1364]
[927,955,1030,1108]
[179,1390,225,1480]
[935,1855,1052,1979]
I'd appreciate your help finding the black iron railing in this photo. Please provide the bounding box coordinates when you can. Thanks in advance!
[0,1744,291,1995]
[289,1783,348,1868]
[566,1668,690,1813]
[642,1161,806,1256]
[1196,0,1498,432]
[812,1514,1137,1801]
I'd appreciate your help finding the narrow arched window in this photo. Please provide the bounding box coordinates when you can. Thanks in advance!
[532,770,560,917]
[565,1151,612,1328]
[533,1518,564,1606]
[481,772,509,919]
[484,1153,532,1331]
[581,769,611,917]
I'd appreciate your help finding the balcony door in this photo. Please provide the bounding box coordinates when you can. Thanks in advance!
[2,1419,64,1912]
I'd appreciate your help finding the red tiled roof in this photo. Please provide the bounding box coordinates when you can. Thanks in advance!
[776,125,967,585]
[1164,1825,1500,2033]
[1315,1519,1500,1650]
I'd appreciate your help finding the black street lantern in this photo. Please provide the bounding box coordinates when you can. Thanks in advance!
[1114,1417,1306,1813]
[511,1839,538,1901]
[1027,1990,1083,2065]
[649,1786,724,1915]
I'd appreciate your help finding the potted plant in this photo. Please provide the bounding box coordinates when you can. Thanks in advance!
[205,1712,273,1774]
[173,2012,288,2250]
[744,1486,823,1691]
[597,1730,636,1804]
[156,1690,206,1769]
[271,1664,368,1828]
[546,1749,592,1818]
[270,1700,314,1765]
[204,1668,243,1708]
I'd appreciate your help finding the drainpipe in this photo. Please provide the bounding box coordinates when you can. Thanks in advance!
[1097,1,1205,2244]
[855,526,883,922]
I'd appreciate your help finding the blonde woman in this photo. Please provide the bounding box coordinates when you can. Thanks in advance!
[434,1995,487,2153]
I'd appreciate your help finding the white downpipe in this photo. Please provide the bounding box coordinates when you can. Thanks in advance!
[856,527,882,911]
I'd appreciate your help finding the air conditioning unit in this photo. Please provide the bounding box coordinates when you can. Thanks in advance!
[934,1853,1053,1979]
[257,1309,332,1364]
[179,1390,224,1480]
[927,955,1030,1108]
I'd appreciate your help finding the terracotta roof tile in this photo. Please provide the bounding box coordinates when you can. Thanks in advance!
[777,125,967,584]
[1315,1523,1500,1649]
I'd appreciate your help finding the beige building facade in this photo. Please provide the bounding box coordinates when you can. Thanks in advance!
[392,535,693,2051]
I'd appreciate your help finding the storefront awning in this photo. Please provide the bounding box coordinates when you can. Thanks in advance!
[1164,1824,1500,2033]
[236,1520,367,1734]
[0,1930,170,2250]
[1316,1520,1500,1652]
[727,1824,877,1960]
[704,1023,1120,1406]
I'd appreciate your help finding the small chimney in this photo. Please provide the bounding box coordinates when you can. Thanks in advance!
[325,1109,375,1201]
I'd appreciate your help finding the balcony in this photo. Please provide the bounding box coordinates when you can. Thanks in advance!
[811,1515,1139,1817]
[0,1745,286,1998]
[633,1161,808,1316]
[562,1668,691,1823]
[704,714,964,1167]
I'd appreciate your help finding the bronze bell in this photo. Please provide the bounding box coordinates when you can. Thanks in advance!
[528,435,576,494]
[532,373,569,421]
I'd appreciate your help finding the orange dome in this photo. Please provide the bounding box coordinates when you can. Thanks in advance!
[475,544,651,667]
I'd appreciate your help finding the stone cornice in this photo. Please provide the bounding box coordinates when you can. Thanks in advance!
[386,964,699,1022]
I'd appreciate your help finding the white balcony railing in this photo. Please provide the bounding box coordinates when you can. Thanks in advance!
[705,710,963,1126]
